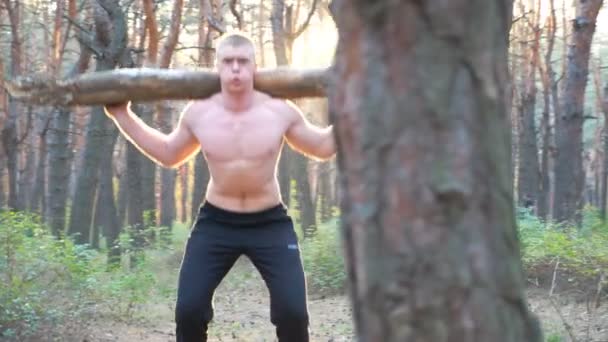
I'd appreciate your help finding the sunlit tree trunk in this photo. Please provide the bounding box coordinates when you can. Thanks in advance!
[330,1,543,340]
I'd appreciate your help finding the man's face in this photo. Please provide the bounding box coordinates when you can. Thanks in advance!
[216,44,256,94]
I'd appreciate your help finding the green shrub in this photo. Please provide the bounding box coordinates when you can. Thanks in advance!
[300,218,346,294]
[0,211,172,340]
[518,206,608,278]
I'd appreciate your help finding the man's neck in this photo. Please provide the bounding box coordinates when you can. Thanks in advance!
[222,91,254,113]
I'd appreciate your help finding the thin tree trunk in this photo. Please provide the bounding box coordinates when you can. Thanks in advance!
[126,127,145,260]
[537,0,557,221]
[330,1,543,340]
[0,158,4,209]
[117,150,128,226]
[272,0,293,207]
[181,164,189,222]
[29,118,50,214]
[601,84,608,220]
[46,108,74,236]
[553,0,603,224]
[157,0,184,239]
[517,0,541,211]
[190,1,217,221]
[2,0,23,210]
[294,154,315,237]
[0,53,5,210]
[191,154,209,222]
[271,0,318,219]
[99,141,121,265]
[316,163,333,223]
[18,132,36,211]
[258,0,266,66]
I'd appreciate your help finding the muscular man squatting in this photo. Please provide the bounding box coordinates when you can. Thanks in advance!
[104,32,337,342]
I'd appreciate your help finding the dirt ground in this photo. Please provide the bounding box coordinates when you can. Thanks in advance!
[84,261,608,342]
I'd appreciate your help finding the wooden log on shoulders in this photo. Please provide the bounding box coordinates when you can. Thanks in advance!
[6,66,330,106]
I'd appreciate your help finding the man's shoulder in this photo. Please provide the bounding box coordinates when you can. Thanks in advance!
[186,96,220,114]
[191,95,220,109]
[260,94,297,116]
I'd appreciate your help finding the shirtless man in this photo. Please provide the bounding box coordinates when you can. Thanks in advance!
[104,32,336,342]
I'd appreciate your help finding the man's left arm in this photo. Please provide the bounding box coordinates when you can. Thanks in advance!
[283,100,336,161]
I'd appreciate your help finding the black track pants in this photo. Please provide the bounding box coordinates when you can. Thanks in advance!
[175,201,309,342]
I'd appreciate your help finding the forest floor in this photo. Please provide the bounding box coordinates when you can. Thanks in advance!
[80,259,608,342]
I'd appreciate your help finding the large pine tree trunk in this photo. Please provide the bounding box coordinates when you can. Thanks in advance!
[329,1,542,340]
[553,0,603,224]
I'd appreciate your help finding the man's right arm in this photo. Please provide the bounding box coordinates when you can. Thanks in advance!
[104,101,201,168]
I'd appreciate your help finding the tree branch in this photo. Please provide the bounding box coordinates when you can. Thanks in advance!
[202,0,226,33]
[230,0,243,30]
[292,0,318,39]
[7,66,330,106]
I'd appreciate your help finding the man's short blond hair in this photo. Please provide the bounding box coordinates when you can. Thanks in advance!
[216,32,256,61]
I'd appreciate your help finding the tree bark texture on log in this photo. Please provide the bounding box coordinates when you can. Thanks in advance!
[7,67,330,106]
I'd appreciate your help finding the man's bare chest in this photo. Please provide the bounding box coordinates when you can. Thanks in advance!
[191,112,286,161]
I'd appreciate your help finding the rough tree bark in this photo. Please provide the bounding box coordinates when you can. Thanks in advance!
[553,0,603,224]
[329,1,543,340]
